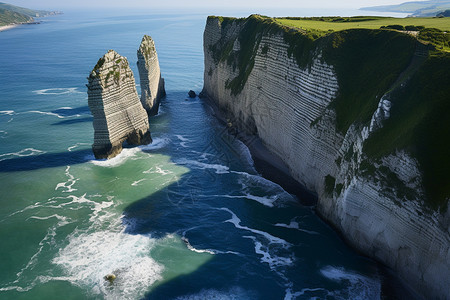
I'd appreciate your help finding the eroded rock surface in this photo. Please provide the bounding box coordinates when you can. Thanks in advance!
[137,35,165,115]
[87,50,151,159]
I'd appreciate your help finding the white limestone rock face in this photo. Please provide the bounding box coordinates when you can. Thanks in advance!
[202,16,450,299]
[137,35,166,115]
[87,50,151,159]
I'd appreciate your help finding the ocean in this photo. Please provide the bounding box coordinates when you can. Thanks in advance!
[0,10,411,300]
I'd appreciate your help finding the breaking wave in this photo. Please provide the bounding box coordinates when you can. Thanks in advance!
[32,87,82,95]
[0,148,45,162]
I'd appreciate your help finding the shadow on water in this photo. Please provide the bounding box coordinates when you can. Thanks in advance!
[51,117,92,126]
[0,142,165,172]
[121,164,420,300]
[0,148,92,172]
[121,174,275,299]
[145,261,256,299]
[0,139,170,172]
[50,106,92,125]
[51,106,90,117]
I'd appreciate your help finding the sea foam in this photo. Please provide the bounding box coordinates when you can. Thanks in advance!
[89,137,170,167]
[181,236,215,255]
[0,148,45,162]
[275,218,320,235]
[25,110,66,118]
[32,87,82,95]
[320,266,381,300]
[55,166,79,193]
[174,286,254,300]
[175,158,230,174]
[0,110,15,116]
[53,230,163,300]
[220,207,289,246]
[89,148,141,167]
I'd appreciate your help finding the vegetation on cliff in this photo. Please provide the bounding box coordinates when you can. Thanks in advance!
[364,51,450,209]
[209,15,450,209]
[208,15,281,95]
[0,7,32,26]
[321,30,416,133]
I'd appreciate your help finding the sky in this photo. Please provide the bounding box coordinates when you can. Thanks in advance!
[5,0,418,10]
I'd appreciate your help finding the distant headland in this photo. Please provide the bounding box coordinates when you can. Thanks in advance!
[0,2,62,32]
[361,0,450,17]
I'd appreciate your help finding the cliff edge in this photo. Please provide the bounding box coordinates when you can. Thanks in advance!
[87,50,151,159]
[202,15,450,299]
[137,35,166,115]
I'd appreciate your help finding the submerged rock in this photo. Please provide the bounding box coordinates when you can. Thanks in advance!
[188,90,196,98]
[87,50,151,159]
[137,35,166,115]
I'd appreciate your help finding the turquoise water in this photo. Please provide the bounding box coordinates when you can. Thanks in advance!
[0,11,406,300]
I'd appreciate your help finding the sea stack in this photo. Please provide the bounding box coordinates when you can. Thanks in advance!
[137,35,166,115]
[87,50,151,159]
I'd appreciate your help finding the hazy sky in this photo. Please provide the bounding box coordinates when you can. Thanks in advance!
[7,0,417,10]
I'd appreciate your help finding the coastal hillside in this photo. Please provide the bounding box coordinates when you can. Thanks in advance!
[202,14,450,299]
[361,0,450,16]
[0,2,60,26]
[0,7,32,26]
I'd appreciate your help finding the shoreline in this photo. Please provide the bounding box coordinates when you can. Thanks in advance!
[0,24,19,32]
[200,94,419,300]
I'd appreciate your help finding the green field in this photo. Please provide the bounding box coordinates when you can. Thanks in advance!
[276,16,450,32]
[276,16,450,51]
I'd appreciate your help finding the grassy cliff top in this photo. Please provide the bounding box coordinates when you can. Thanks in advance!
[276,16,450,32]
[276,16,450,51]
[209,15,449,51]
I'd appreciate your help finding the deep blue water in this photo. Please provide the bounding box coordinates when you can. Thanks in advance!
[0,11,408,300]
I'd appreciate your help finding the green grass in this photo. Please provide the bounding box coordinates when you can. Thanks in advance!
[419,27,450,50]
[276,17,450,52]
[276,16,450,33]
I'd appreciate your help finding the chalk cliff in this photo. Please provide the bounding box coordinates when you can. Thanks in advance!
[203,15,450,299]
[87,50,151,159]
[137,35,166,115]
